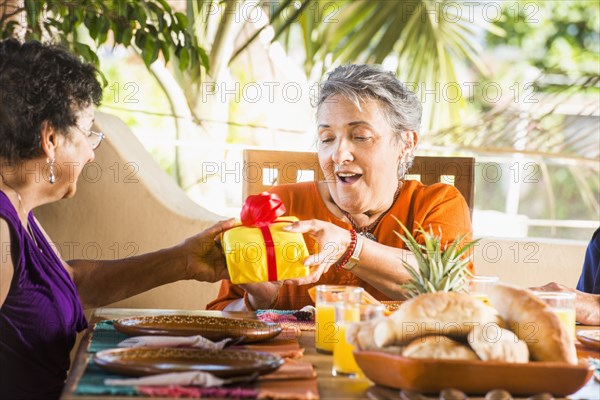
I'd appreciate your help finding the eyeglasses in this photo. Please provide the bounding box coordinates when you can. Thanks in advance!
[74,125,105,150]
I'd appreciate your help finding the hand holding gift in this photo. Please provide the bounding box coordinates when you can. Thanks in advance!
[221,193,310,285]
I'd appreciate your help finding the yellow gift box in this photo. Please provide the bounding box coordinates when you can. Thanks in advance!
[222,217,310,285]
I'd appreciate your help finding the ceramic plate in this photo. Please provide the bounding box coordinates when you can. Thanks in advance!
[94,347,284,377]
[577,329,600,351]
[353,351,594,396]
[114,315,281,343]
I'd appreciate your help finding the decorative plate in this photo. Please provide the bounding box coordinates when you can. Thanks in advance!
[577,329,600,352]
[113,315,282,343]
[94,347,284,377]
[353,351,594,396]
[380,300,403,315]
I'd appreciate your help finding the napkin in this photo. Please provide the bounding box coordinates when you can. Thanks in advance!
[138,386,258,398]
[240,338,305,359]
[258,380,320,400]
[258,359,316,381]
[131,360,319,399]
[105,371,225,387]
[117,335,231,350]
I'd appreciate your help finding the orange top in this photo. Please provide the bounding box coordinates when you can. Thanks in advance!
[207,180,473,310]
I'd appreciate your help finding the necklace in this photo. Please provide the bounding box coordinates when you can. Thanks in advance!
[340,181,402,242]
[0,176,41,250]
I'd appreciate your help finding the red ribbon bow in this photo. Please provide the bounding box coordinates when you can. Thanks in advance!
[240,192,286,227]
[240,193,287,281]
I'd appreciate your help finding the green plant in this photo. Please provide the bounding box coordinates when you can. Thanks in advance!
[393,216,478,298]
[0,0,206,70]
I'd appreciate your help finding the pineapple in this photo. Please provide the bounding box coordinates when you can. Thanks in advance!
[393,216,478,298]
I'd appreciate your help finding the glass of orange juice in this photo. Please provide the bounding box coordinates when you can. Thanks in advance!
[468,275,499,306]
[533,291,576,339]
[332,303,385,377]
[315,285,363,354]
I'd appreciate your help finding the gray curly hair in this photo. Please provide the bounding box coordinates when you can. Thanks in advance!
[317,64,422,177]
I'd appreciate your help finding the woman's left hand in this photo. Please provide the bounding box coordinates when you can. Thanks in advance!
[283,219,353,285]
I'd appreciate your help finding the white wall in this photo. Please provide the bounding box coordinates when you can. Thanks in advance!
[473,237,587,288]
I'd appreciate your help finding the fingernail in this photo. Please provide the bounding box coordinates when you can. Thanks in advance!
[283,225,292,231]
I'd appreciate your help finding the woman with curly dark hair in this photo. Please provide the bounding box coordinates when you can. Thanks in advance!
[0,39,234,399]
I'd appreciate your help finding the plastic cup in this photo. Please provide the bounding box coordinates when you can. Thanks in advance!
[315,285,363,353]
[468,275,499,306]
[533,291,576,339]
[332,303,385,377]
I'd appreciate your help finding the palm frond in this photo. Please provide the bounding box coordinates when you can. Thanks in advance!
[255,0,504,132]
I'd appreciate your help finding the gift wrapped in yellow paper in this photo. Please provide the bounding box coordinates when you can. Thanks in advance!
[221,192,310,285]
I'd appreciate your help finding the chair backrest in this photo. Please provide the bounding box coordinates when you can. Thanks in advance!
[243,149,475,216]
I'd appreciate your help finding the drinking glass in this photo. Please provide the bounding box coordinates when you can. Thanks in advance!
[468,275,499,306]
[315,285,363,353]
[533,291,576,339]
[332,303,385,377]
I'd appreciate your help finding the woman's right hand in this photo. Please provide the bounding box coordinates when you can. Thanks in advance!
[282,219,352,285]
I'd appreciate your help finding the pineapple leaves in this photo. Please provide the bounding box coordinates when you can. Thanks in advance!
[393,217,479,298]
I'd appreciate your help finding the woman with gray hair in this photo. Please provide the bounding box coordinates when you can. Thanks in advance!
[208,64,472,311]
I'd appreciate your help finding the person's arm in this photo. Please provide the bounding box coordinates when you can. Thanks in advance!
[0,218,15,309]
[349,235,417,297]
[37,219,235,309]
[576,290,600,325]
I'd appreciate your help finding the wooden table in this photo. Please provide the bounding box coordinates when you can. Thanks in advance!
[61,308,600,400]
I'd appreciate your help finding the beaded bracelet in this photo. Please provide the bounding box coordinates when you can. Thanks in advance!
[335,229,357,271]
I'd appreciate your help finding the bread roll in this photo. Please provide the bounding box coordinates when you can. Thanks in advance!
[372,292,500,348]
[402,335,479,360]
[467,323,529,363]
[488,283,577,364]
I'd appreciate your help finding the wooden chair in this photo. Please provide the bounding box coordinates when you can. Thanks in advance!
[242,149,475,216]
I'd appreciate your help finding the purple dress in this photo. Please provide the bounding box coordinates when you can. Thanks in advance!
[0,191,87,399]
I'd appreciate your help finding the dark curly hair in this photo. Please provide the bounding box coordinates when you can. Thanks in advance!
[0,39,103,162]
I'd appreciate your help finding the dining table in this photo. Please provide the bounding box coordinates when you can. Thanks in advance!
[61,307,600,400]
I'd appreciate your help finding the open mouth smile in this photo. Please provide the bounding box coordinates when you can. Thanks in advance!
[337,172,362,184]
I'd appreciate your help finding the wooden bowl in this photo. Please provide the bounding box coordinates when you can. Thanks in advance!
[353,351,594,396]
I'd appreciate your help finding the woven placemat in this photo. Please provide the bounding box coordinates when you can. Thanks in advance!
[256,309,316,331]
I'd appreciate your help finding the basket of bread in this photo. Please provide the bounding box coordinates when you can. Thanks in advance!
[350,285,594,396]
[347,224,594,396]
